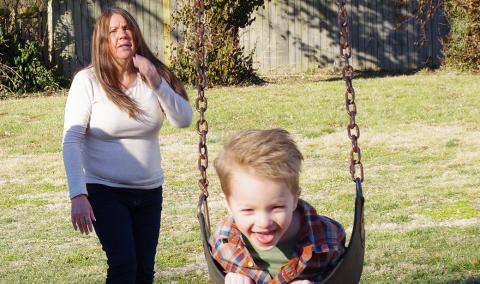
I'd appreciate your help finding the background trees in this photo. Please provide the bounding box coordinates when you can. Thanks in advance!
[170,0,265,86]
[0,0,60,97]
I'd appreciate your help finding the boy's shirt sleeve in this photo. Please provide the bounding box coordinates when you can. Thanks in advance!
[298,199,347,282]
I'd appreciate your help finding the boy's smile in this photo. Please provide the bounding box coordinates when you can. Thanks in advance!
[226,167,300,250]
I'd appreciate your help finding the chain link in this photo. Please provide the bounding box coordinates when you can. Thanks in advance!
[337,0,364,182]
[194,0,209,195]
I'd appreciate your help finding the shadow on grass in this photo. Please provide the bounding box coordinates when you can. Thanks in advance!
[0,89,67,100]
[257,68,435,85]
[321,68,435,82]
[447,276,480,284]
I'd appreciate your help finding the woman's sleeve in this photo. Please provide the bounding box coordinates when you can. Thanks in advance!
[154,80,193,128]
[62,72,93,199]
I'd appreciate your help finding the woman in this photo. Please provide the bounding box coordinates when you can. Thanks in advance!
[62,7,192,283]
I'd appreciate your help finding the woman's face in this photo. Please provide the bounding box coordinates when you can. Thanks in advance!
[108,13,135,65]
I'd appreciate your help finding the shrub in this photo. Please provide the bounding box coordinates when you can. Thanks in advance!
[0,2,61,98]
[407,0,480,72]
[171,0,266,86]
[442,1,480,71]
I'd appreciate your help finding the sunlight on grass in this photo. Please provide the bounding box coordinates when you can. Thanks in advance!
[422,200,479,220]
[0,72,479,282]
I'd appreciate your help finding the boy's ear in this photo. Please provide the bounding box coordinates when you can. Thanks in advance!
[293,190,300,210]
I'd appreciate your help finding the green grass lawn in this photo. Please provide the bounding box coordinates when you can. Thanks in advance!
[0,71,479,283]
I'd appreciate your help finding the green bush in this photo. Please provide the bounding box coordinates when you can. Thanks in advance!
[442,1,480,72]
[410,0,480,72]
[0,5,61,98]
[171,0,266,86]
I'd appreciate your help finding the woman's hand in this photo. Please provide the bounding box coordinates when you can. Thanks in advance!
[225,272,254,284]
[133,54,162,89]
[71,195,96,235]
[290,280,313,284]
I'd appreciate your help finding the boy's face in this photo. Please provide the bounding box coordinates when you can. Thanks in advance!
[226,168,299,251]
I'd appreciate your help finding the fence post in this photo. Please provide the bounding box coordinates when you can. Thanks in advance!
[163,0,171,66]
[47,0,53,65]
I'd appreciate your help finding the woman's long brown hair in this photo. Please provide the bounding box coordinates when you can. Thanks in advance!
[91,7,188,119]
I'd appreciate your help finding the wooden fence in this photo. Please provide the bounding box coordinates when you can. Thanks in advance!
[49,0,447,78]
[48,0,176,77]
[242,0,447,73]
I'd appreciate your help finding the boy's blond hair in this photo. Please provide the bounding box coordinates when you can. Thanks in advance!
[214,128,303,198]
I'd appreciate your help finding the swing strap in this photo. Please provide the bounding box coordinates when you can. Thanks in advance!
[197,179,365,284]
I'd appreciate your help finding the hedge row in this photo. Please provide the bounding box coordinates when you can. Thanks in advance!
[442,0,480,72]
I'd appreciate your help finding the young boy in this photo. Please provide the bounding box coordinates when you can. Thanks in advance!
[210,129,346,284]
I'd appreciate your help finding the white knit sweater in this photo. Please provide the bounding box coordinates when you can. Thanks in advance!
[62,68,192,198]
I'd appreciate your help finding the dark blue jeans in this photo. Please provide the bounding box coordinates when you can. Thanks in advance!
[87,183,163,284]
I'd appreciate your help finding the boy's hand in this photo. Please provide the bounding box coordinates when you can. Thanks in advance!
[133,54,161,89]
[225,272,253,284]
[290,280,313,284]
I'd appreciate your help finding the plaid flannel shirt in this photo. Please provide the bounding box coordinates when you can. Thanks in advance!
[210,199,346,284]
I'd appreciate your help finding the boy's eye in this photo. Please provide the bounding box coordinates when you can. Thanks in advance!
[240,208,253,214]
[273,206,285,211]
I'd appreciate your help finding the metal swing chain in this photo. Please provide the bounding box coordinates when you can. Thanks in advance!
[195,0,208,194]
[194,1,362,188]
[337,1,364,182]
[194,0,211,228]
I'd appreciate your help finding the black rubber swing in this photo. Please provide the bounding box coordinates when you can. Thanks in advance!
[193,1,365,283]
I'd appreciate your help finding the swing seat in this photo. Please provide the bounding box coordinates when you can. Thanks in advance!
[197,179,365,284]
